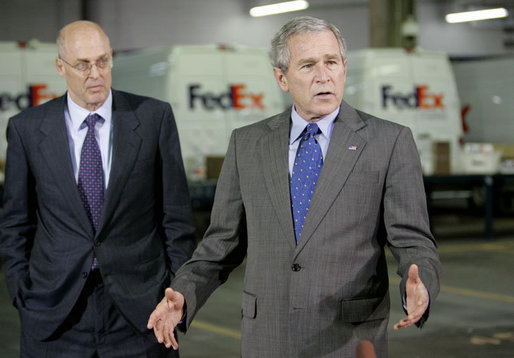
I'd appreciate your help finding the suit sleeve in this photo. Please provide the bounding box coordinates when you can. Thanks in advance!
[0,118,37,305]
[383,126,442,325]
[158,104,196,275]
[171,129,248,330]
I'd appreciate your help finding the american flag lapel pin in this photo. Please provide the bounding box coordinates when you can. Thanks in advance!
[348,145,357,151]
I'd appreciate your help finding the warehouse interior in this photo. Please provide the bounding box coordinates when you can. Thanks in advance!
[0,0,513,357]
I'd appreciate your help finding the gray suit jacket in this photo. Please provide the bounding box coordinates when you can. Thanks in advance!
[172,101,442,357]
[0,89,196,341]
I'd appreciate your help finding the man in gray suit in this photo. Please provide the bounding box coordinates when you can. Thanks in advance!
[148,16,441,357]
[0,21,195,357]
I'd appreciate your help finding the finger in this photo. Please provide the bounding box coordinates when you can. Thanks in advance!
[147,312,156,329]
[170,329,179,350]
[160,313,174,348]
[163,323,178,349]
[147,308,161,329]
[407,303,426,322]
[394,317,413,330]
[396,304,427,330]
[153,319,164,343]
[163,326,172,349]
[148,296,168,329]
[163,329,172,349]
[394,321,410,330]
[394,320,406,330]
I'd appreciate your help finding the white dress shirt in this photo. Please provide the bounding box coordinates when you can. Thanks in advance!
[64,91,113,188]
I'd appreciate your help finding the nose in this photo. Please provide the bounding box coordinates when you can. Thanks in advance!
[88,63,101,78]
[315,64,329,83]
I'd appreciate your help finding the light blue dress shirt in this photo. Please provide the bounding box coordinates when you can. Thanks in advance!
[288,105,339,175]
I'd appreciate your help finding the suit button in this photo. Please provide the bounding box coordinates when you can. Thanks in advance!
[82,272,88,279]
[291,263,301,272]
[94,240,101,247]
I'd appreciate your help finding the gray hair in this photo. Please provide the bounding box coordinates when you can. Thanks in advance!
[271,16,347,73]
[56,28,68,58]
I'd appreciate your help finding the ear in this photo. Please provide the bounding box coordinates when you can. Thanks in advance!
[55,57,66,77]
[273,67,289,93]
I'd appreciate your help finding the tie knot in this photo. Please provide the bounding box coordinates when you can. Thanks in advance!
[84,113,101,129]
[304,123,320,138]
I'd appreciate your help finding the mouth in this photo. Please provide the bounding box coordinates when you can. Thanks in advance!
[87,83,104,91]
[315,91,334,98]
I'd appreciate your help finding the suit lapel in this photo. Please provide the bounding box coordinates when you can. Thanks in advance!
[294,101,367,254]
[259,110,296,248]
[97,90,142,234]
[38,95,94,235]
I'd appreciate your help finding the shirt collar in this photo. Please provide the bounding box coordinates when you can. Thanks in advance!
[289,105,339,144]
[66,90,113,131]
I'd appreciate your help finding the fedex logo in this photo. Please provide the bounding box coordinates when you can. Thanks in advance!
[0,84,59,111]
[382,85,444,110]
[189,84,264,110]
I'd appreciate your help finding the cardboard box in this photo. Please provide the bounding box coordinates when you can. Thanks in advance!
[432,141,451,175]
[493,143,514,160]
[206,156,225,179]
[462,143,501,174]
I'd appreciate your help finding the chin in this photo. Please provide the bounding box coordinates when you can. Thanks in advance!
[314,104,338,115]
[87,95,107,104]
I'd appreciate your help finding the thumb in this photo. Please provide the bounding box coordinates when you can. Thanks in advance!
[165,287,177,307]
[408,264,419,283]
[165,287,175,299]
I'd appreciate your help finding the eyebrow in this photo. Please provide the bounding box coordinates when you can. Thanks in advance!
[297,57,316,65]
[74,53,110,63]
[324,54,341,60]
[297,54,340,65]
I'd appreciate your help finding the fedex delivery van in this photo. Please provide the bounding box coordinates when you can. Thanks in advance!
[452,56,514,144]
[0,41,65,182]
[344,49,463,175]
[112,44,286,179]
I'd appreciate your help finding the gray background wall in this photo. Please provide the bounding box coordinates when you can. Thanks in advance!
[1,0,512,56]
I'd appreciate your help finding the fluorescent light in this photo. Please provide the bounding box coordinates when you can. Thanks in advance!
[250,1,309,17]
[445,7,509,23]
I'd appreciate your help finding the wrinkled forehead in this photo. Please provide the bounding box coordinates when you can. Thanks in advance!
[288,31,342,61]
[62,25,111,60]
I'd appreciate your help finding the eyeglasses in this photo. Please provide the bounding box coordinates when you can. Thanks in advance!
[59,56,113,75]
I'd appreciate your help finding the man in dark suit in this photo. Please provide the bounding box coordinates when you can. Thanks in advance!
[148,17,442,357]
[0,20,195,357]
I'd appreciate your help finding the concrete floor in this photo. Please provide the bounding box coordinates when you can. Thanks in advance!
[1,216,513,357]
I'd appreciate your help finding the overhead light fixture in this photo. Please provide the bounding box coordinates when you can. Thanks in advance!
[250,1,309,17]
[445,7,509,23]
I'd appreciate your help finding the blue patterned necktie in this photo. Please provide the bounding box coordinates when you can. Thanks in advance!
[77,113,104,269]
[291,123,323,242]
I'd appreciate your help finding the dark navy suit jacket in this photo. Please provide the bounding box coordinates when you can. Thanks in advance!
[0,89,196,340]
